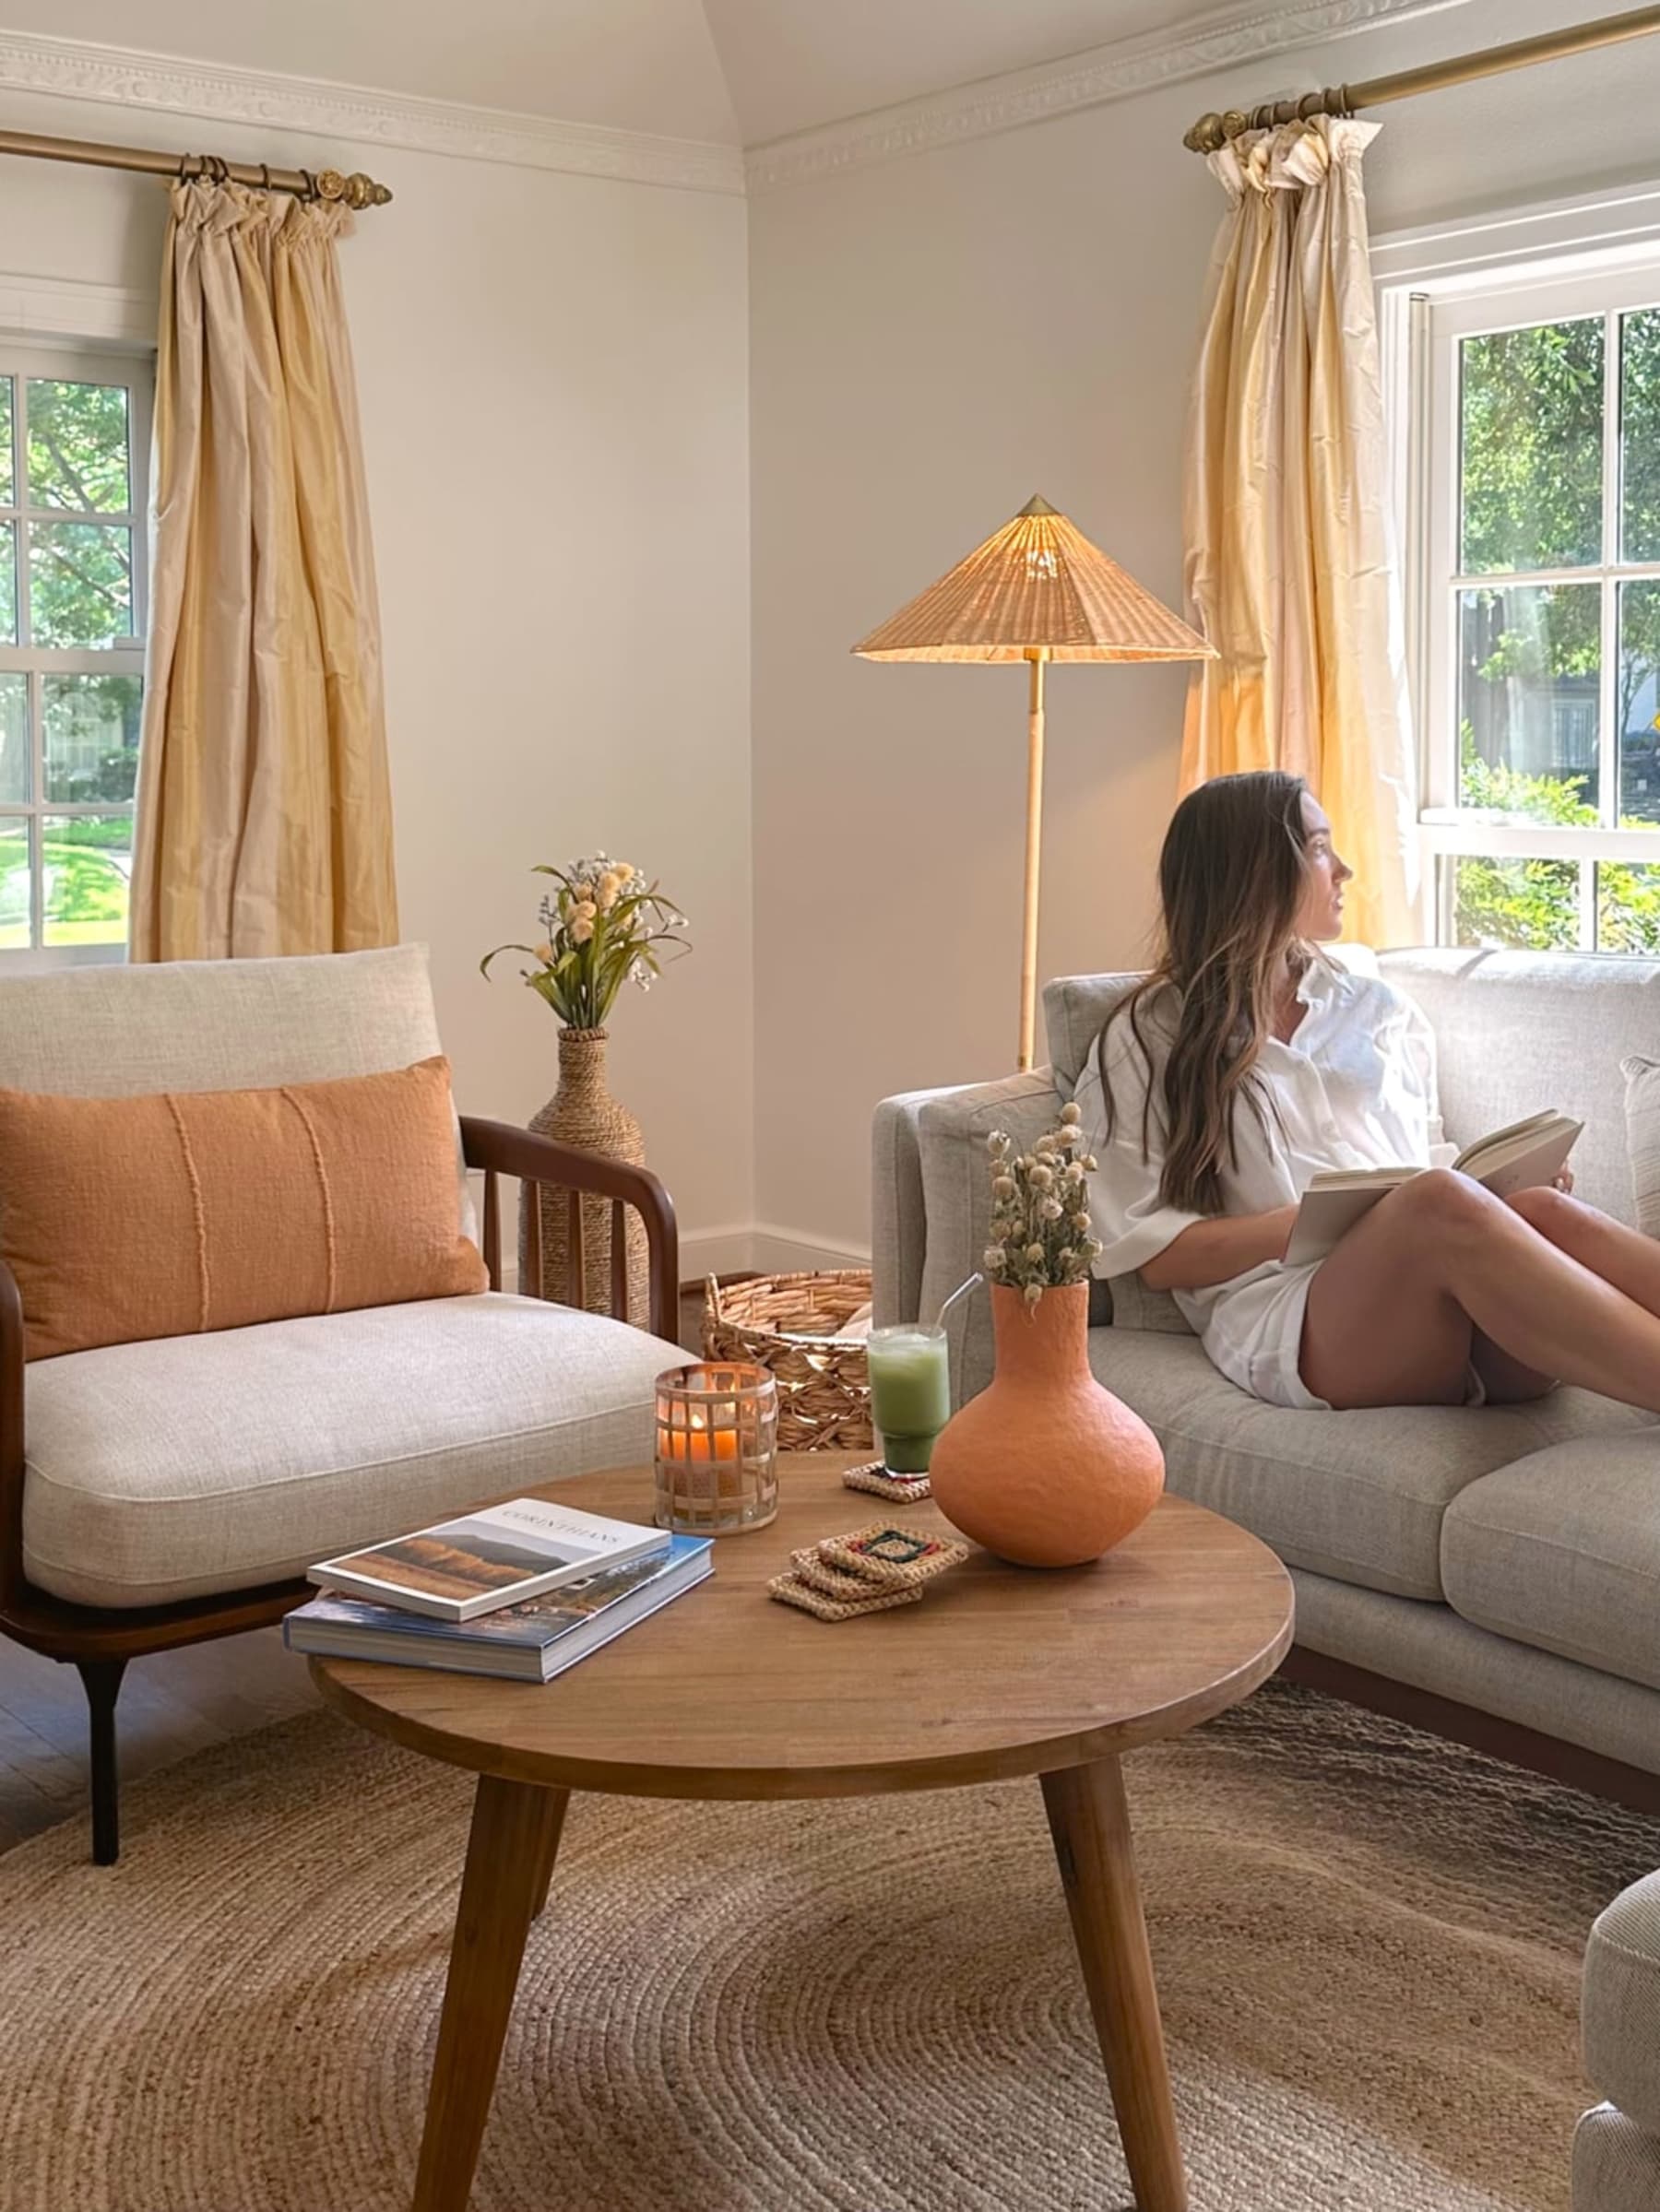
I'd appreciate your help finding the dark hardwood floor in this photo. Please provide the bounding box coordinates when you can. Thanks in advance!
[0,1627,320,1855]
[0,1287,714,1858]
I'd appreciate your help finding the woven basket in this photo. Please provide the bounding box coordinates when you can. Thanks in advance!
[701,1270,873,1453]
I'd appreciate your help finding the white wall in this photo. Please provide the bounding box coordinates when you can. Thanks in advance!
[0,81,753,1259]
[749,0,1660,1260]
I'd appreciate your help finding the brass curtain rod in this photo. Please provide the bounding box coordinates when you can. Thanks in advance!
[0,127,391,207]
[1184,0,1660,151]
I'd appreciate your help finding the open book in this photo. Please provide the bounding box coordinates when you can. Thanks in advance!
[1283,1110,1583,1269]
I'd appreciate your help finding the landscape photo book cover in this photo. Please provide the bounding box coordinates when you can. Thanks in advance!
[308,1497,670,1621]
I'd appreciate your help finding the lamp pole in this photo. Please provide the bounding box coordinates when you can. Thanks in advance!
[1018,647,1049,1073]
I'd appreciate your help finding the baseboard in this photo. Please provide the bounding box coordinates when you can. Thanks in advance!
[747,1224,872,1277]
[682,1224,871,1282]
[679,1226,760,1283]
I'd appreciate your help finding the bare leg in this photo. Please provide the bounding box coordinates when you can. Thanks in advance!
[1507,1185,1660,1311]
[1300,1169,1660,1412]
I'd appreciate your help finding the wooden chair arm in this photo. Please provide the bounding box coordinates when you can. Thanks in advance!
[0,1256,24,1611]
[459,1117,681,1344]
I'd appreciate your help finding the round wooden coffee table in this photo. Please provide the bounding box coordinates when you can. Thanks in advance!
[312,1454,1293,2212]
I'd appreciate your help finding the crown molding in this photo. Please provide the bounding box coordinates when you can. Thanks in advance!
[745,0,1473,193]
[0,30,746,198]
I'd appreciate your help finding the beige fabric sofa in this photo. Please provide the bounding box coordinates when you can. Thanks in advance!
[1577,1871,1660,2211]
[872,949,1660,1805]
[0,944,683,1861]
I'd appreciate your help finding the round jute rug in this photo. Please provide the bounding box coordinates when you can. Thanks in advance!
[1,1682,1656,2212]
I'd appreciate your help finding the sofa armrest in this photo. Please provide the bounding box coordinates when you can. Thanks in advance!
[873,1069,1062,1409]
[460,1117,680,1344]
[872,1091,940,1329]
[0,1256,23,1611]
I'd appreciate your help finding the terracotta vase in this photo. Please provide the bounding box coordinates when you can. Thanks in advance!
[929,1282,1164,1567]
[521,1027,649,1327]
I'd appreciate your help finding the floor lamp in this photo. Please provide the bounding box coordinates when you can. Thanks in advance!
[853,495,1216,1072]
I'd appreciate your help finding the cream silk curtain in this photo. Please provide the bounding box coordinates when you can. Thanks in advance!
[130,180,398,960]
[1182,117,1421,949]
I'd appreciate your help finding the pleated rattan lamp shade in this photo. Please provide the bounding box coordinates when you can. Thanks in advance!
[853,495,1215,1068]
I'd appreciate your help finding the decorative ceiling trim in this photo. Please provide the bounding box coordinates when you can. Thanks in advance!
[0,30,746,198]
[744,0,1474,193]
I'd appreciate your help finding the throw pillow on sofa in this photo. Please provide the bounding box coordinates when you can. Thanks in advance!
[0,1055,488,1360]
[1621,1054,1660,1237]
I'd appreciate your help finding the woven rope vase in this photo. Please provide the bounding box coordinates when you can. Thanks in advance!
[521,1027,650,1327]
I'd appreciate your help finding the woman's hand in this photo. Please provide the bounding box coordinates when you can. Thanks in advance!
[1553,1167,1575,1195]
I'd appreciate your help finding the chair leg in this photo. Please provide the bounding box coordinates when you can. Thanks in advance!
[74,1658,127,1866]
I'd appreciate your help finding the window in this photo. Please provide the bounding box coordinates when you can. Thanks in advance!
[0,345,149,962]
[1408,255,1660,952]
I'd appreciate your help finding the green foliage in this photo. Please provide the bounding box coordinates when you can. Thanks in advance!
[1460,320,1603,573]
[481,856,689,1030]
[50,814,133,851]
[1455,313,1660,952]
[30,519,132,648]
[44,674,142,802]
[10,379,135,648]
[27,378,129,512]
[1454,744,1660,952]
[42,838,126,932]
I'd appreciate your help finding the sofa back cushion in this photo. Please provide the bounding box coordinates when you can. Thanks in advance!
[1048,948,1660,1235]
[1376,949,1660,1228]
[1043,971,1144,1099]
[0,943,476,1239]
[0,1057,488,1360]
[1038,970,1192,1336]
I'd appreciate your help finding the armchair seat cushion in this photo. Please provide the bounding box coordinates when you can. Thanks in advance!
[21,1293,682,1608]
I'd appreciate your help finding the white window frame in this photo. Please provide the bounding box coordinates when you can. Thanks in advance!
[0,337,151,969]
[1376,187,1660,952]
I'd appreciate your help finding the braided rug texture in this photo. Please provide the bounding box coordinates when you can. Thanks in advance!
[1,1681,1656,2212]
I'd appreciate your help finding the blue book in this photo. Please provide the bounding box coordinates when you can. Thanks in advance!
[284,1532,712,1682]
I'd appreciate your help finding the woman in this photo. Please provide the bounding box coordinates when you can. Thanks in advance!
[1075,769,1660,1413]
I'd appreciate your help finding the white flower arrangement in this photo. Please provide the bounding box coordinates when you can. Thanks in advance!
[481,853,689,1030]
[981,1104,1103,1307]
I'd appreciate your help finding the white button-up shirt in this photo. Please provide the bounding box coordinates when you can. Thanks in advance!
[1073,957,1445,1406]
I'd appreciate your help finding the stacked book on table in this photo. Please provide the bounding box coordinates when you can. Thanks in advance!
[283,1497,712,1682]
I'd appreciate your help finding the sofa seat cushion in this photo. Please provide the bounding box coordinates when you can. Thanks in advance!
[1572,2104,1660,2212]
[1584,1873,1660,2140]
[1086,1329,1650,1601]
[1441,1437,1660,1691]
[22,1293,682,1609]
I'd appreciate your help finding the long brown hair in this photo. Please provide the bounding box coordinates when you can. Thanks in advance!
[1102,770,1312,1214]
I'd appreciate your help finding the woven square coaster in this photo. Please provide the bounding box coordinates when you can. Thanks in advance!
[815,1522,968,1591]
[767,1571,923,1622]
[788,1547,892,1603]
[841,1461,931,1503]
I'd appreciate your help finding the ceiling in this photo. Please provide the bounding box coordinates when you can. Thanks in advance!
[4,0,1300,148]
[702,0,1253,147]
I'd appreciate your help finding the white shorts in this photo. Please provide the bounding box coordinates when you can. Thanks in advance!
[1195,1260,1489,1411]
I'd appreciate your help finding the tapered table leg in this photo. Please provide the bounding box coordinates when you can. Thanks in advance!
[1041,1757,1187,2212]
[529,1788,570,1920]
[411,1776,571,2212]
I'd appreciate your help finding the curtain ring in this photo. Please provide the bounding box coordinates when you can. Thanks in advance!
[258,162,272,194]
[299,169,318,202]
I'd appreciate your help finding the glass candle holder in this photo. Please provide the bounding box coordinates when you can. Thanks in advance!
[654,1361,779,1533]
[865,1323,951,1474]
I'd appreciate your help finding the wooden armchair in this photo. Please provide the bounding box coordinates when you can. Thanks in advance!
[0,950,681,1864]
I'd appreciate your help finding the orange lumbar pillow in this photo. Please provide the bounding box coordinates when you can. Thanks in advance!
[0,1055,489,1361]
